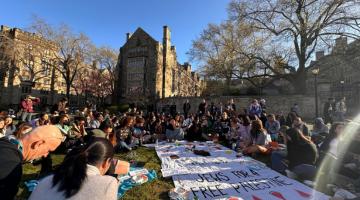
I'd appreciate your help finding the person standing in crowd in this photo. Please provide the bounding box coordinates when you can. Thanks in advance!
[29,138,119,200]
[209,102,217,117]
[259,99,266,112]
[198,99,207,116]
[292,117,310,137]
[20,95,40,122]
[0,125,63,200]
[265,114,281,141]
[323,98,335,124]
[227,99,236,112]
[248,99,262,118]
[335,97,347,122]
[291,103,300,116]
[183,99,191,118]
[217,102,224,116]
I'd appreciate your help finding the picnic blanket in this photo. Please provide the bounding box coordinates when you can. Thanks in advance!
[117,167,157,198]
[155,141,330,200]
[24,167,157,199]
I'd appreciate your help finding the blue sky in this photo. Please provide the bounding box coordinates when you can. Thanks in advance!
[1,0,231,70]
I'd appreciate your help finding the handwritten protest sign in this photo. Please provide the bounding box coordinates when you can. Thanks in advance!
[156,141,329,200]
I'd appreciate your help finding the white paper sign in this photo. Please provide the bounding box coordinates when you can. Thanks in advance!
[156,141,329,200]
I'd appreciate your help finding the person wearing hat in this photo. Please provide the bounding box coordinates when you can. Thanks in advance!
[20,95,40,122]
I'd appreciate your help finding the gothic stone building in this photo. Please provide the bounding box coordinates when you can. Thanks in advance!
[0,25,69,107]
[114,26,201,104]
[307,37,360,115]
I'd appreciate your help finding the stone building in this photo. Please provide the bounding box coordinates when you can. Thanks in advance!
[307,37,360,115]
[114,26,201,104]
[0,25,71,107]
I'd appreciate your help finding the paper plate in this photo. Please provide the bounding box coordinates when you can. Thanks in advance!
[169,187,189,200]
[131,174,148,184]
[225,150,233,154]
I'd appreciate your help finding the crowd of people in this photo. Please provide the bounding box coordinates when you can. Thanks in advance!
[0,95,357,200]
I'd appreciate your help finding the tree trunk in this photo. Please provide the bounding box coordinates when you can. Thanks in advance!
[292,64,307,94]
[66,83,71,100]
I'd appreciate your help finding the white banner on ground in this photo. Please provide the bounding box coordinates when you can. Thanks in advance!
[156,141,329,200]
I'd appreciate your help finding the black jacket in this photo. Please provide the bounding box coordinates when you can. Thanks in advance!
[0,138,23,200]
[287,141,318,169]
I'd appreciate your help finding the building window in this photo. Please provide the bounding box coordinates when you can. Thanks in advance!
[44,79,50,85]
[41,60,51,76]
[21,86,32,93]
[172,69,176,93]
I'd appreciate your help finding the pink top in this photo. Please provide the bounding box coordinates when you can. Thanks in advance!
[21,98,40,113]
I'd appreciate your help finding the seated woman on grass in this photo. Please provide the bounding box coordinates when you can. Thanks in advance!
[29,138,119,200]
[243,119,272,155]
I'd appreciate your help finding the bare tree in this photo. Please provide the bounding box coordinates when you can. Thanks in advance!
[229,0,360,93]
[188,21,277,93]
[94,46,118,95]
[29,17,93,99]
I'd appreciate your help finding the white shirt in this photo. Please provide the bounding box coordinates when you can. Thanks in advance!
[29,164,119,200]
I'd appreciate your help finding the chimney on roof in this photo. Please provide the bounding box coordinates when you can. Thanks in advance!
[126,33,132,41]
[333,37,347,54]
[163,25,171,48]
[316,51,324,60]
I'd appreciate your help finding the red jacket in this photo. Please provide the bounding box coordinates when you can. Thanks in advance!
[21,98,40,113]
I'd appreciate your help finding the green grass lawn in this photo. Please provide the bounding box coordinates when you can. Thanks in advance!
[18,147,174,200]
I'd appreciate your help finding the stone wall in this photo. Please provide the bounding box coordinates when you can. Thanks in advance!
[156,95,321,120]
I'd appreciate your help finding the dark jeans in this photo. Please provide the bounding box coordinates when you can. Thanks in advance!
[271,150,287,174]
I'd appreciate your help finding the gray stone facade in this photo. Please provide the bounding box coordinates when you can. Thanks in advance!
[114,26,201,104]
[156,95,316,120]
[307,37,360,115]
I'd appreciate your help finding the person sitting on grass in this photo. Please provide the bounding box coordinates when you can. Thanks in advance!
[0,117,6,138]
[115,116,135,152]
[29,138,119,200]
[165,115,185,141]
[292,116,310,137]
[35,113,51,127]
[265,114,281,141]
[132,117,151,145]
[4,115,16,136]
[238,115,252,148]
[226,117,241,149]
[285,128,318,180]
[0,125,63,200]
[243,119,272,155]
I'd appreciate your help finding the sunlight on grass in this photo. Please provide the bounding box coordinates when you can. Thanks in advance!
[19,148,173,200]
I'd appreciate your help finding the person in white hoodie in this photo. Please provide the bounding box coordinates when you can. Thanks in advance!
[29,138,119,200]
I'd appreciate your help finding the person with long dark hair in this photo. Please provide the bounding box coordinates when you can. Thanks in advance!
[243,119,272,154]
[29,138,118,200]
[286,128,318,180]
